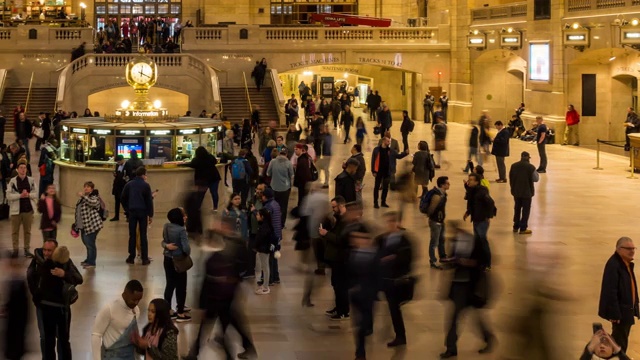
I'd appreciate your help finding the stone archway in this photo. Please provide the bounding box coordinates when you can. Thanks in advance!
[472,49,526,121]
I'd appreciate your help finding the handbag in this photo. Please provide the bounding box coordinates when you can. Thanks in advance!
[32,126,44,139]
[173,253,193,273]
[393,275,417,305]
[0,195,8,220]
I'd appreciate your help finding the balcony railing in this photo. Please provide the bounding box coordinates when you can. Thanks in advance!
[181,24,446,51]
[471,2,527,21]
[57,53,220,112]
[0,26,93,50]
[567,0,640,12]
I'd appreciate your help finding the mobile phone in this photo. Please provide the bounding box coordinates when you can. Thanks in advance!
[592,322,603,334]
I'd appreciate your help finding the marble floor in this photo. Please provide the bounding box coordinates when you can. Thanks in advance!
[1,113,640,360]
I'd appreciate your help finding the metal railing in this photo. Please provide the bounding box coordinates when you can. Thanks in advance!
[567,0,640,12]
[0,69,8,104]
[242,71,253,116]
[266,68,285,125]
[471,2,527,21]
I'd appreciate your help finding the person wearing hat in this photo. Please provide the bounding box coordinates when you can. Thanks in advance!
[508,151,539,234]
[440,90,449,121]
[110,155,126,221]
[335,158,359,203]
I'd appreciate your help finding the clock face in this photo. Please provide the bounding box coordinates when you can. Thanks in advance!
[130,63,153,84]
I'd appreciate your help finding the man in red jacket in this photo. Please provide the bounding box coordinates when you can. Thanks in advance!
[563,104,580,146]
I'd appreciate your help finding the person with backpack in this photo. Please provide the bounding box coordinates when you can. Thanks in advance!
[463,173,496,270]
[37,146,55,197]
[231,149,253,209]
[400,110,415,153]
[412,141,433,198]
[421,176,450,269]
[27,240,83,360]
[74,181,103,269]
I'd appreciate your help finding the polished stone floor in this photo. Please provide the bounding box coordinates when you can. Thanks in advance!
[1,112,640,360]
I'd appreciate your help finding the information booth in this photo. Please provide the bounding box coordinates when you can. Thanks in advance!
[56,117,226,212]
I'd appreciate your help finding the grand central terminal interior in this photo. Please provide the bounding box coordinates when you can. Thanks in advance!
[1,0,640,359]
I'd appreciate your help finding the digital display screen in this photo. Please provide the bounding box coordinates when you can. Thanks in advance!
[529,43,550,81]
[116,137,144,159]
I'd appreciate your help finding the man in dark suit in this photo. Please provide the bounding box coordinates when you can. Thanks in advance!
[598,237,639,353]
[491,121,510,183]
[509,151,538,234]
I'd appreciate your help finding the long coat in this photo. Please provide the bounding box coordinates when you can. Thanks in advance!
[599,252,640,325]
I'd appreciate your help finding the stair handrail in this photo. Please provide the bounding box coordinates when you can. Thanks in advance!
[0,69,8,104]
[266,68,286,126]
[242,71,253,116]
[24,72,34,114]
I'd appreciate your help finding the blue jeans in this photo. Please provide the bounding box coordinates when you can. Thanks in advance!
[128,210,149,260]
[208,180,220,210]
[20,137,30,161]
[81,230,99,265]
[472,220,491,267]
[428,220,447,264]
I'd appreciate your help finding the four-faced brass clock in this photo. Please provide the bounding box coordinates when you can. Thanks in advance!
[126,57,157,89]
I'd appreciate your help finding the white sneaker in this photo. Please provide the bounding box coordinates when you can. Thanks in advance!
[255,287,270,295]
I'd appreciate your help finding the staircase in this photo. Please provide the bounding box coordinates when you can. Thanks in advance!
[1,87,57,134]
[219,86,280,125]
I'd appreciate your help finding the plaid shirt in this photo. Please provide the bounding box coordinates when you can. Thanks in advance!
[75,193,103,234]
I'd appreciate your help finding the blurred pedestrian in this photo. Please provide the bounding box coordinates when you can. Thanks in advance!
[110,155,126,221]
[376,212,414,348]
[38,184,61,241]
[2,251,29,360]
[440,222,496,358]
[349,231,379,360]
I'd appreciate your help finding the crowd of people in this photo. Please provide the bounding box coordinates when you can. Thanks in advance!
[0,90,638,360]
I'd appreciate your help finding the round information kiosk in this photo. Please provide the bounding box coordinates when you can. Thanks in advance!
[55,55,226,212]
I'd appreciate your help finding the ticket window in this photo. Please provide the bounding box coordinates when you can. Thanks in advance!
[146,129,175,161]
[89,129,115,161]
[201,127,219,157]
[175,128,201,161]
[60,127,89,163]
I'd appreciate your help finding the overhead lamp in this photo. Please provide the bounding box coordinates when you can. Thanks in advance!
[609,56,617,61]
[632,18,640,26]
[472,29,480,35]
[572,22,581,30]
[153,100,162,108]
[79,2,86,8]
[121,100,130,108]
[302,70,313,76]
[343,72,349,78]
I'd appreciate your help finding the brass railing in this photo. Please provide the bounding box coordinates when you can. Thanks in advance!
[471,2,527,21]
[242,71,253,116]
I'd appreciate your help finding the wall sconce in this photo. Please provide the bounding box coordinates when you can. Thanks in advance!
[467,29,486,50]
[499,28,522,49]
[563,23,590,52]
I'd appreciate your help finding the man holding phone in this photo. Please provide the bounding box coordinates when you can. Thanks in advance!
[598,237,639,352]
